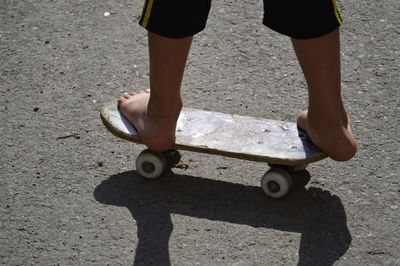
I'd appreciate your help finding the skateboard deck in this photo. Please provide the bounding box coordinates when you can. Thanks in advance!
[100,100,327,166]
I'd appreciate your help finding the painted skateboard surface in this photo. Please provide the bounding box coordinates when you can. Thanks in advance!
[100,99,327,198]
[100,100,326,165]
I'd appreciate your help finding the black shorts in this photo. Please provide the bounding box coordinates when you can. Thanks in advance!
[139,0,343,39]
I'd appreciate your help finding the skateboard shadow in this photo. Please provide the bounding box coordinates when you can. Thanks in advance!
[94,170,351,266]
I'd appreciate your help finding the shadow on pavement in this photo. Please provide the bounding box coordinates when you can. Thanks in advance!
[94,170,351,266]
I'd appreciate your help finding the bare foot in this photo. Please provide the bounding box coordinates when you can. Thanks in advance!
[117,90,182,152]
[297,111,357,161]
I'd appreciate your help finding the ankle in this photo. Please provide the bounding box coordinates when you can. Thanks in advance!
[147,95,182,121]
[308,106,347,129]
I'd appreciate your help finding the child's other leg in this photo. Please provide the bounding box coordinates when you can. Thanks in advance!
[292,29,357,161]
[118,32,193,152]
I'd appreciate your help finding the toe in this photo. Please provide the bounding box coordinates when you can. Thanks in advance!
[121,92,130,99]
[117,95,127,104]
[296,111,308,131]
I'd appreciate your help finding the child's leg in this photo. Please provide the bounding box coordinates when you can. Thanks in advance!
[292,29,357,161]
[118,32,193,152]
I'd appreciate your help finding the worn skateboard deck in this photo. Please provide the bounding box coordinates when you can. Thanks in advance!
[100,100,327,166]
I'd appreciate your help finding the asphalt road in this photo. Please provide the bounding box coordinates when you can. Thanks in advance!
[1,0,399,265]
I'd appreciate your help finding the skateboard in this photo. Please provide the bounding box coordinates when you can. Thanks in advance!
[100,99,327,198]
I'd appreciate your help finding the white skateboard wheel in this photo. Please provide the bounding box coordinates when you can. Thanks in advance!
[261,168,292,198]
[136,149,166,179]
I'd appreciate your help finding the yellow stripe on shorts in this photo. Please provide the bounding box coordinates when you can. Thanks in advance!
[332,0,343,25]
[141,0,154,28]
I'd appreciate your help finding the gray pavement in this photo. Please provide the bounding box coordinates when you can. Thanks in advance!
[1,0,399,265]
